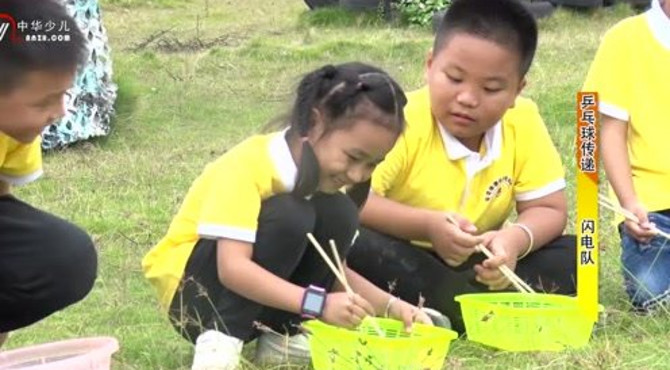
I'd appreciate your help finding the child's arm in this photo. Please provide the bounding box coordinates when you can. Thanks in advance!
[363,125,482,266]
[601,115,655,242]
[361,193,438,240]
[360,192,483,266]
[216,239,375,328]
[474,190,567,290]
[344,266,432,331]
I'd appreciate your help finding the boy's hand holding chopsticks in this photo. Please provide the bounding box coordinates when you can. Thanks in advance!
[622,201,656,243]
[472,231,519,291]
[598,196,662,244]
[428,212,483,267]
[444,215,535,294]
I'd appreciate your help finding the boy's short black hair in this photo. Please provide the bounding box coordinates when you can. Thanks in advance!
[0,0,87,95]
[434,0,537,77]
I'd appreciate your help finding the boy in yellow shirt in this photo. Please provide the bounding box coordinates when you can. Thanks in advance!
[0,0,97,347]
[583,0,670,312]
[348,0,576,333]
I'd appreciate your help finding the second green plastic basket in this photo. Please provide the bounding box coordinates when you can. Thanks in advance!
[303,317,457,370]
[456,293,596,352]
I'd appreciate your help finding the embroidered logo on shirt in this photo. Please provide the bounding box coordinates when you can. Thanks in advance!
[485,176,512,202]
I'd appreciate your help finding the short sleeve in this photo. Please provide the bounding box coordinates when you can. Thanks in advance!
[0,138,43,186]
[371,131,408,196]
[582,25,631,122]
[513,101,566,201]
[196,160,263,243]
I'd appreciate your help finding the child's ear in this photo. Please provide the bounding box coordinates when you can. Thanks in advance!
[424,49,434,83]
[308,108,327,142]
[517,78,527,95]
[509,78,527,109]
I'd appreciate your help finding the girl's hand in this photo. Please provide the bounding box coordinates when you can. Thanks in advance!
[387,299,434,332]
[622,202,656,243]
[321,292,375,329]
[428,212,483,267]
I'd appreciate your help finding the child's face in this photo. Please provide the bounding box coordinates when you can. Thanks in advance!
[425,33,525,150]
[308,117,398,193]
[0,69,75,143]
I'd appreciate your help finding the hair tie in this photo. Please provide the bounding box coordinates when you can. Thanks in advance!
[356,81,370,92]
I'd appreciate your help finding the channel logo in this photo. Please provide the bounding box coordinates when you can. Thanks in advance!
[0,13,22,44]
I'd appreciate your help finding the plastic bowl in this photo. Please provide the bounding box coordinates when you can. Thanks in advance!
[456,293,596,352]
[304,317,457,370]
[0,337,119,370]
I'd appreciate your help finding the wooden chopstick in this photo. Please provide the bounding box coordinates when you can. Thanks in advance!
[473,244,534,293]
[306,233,352,294]
[306,234,385,335]
[329,239,347,287]
[598,196,639,222]
[598,195,670,240]
[444,215,535,294]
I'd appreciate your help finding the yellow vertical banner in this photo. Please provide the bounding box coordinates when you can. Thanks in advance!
[576,92,599,322]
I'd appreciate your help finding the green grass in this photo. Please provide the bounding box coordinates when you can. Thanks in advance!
[7,1,668,368]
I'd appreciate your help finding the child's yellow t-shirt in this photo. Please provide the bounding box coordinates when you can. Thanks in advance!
[0,132,43,186]
[142,130,299,309]
[582,0,670,216]
[371,87,565,246]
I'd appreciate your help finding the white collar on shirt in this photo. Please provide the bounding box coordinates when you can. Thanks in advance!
[648,0,670,50]
[437,121,502,179]
[269,128,298,191]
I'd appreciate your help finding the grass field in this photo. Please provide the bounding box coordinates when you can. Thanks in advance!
[8,0,670,368]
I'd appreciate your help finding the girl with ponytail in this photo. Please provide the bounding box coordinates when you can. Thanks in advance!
[142,62,431,370]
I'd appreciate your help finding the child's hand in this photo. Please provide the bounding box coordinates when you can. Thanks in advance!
[321,292,375,329]
[428,212,483,266]
[623,202,656,243]
[474,231,517,290]
[387,299,434,332]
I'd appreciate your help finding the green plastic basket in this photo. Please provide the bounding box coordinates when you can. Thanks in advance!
[303,317,458,370]
[456,293,596,352]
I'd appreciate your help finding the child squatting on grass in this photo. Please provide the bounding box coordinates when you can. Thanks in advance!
[142,62,434,370]
[583,0,670,313]
[0,0,97,348]
[347,0,577,334]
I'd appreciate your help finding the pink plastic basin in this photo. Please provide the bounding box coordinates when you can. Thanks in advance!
[0,337,119,370]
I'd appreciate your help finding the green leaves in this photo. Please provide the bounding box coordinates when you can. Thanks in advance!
[394,0,450,27]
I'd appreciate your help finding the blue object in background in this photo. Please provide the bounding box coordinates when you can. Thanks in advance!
[42,0,117,150]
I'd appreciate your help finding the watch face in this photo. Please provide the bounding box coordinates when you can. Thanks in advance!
[304,291,325,314]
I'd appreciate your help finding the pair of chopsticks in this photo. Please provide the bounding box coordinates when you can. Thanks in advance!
[305,233,384,335]
[444,215,536,294]
[306,233,352,294]
[598,195,670,240]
